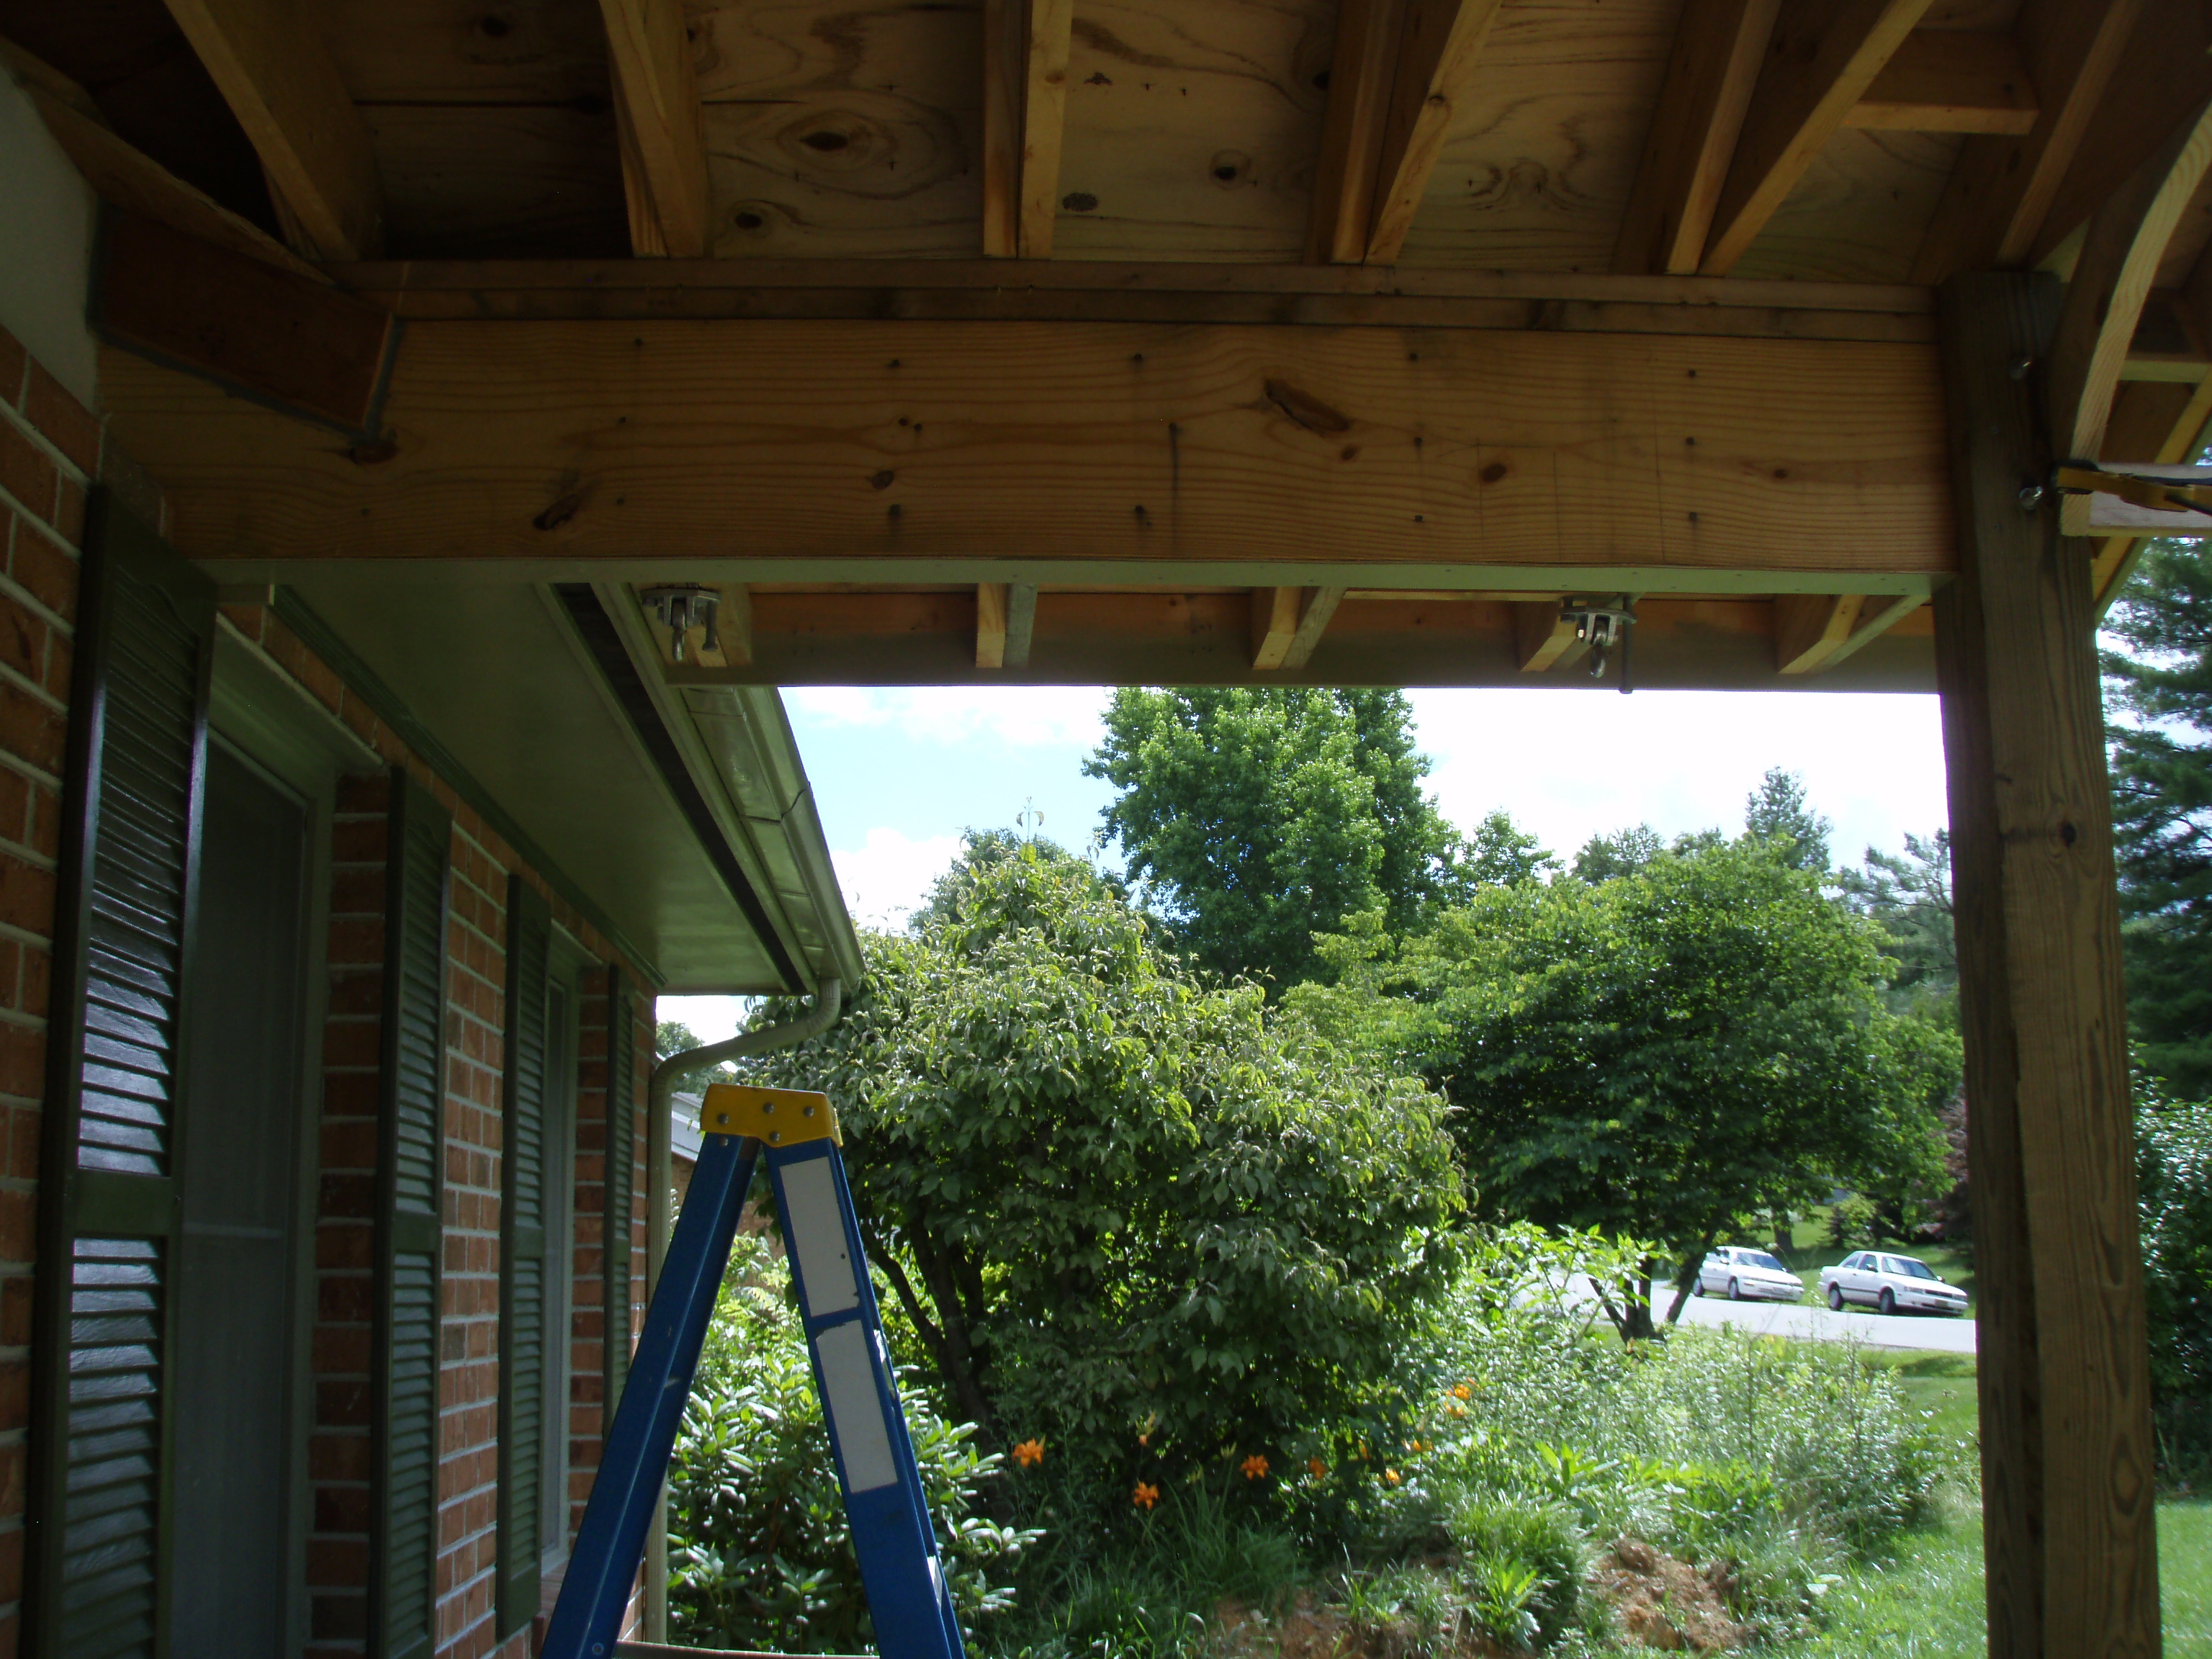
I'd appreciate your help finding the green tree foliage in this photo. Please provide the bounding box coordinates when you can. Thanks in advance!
[2105,541,2212,1092]
[1084,688,1484,989]
[1293,840,1958,1338]
[756,842,1466,1495]
[1743,767,1833,872]
[1836,830,1956,1017]
[657,1018,703,1060]
[2138,1086,2212,1477]
[1571,824,1665,884]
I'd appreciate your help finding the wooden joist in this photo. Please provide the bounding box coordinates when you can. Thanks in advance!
[1911,0,2142,283]
[976,581,1039,665]
[98,318,1954,580]
[1843,30,2038,136]
[982,0,1075,258]
[1773,593,1866,674]
[1249,586,1346,669]
[2095,284,2212,604]
[599,0,711,258]
[1512,601,1586,672]
[1307,0,1509,265]
[158,0,383,260]
[1700,0,1935,276]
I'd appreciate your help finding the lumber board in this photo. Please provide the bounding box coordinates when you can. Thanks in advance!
[1934,269,2159,1659]
[161,0,385,258]
[1366,0,1510,262]
[367,104,629,259]
[322,0,611,103]
[981,0,1072,257]
[1910,0,2142,282]
[1843,29,2037,134]
[2068,463,2212,536]
[1731,127,1960,284]
[2046,96,2212,472]
[1306,0,1406,264]
[1004,581,1037,665]
[99,318,1955,580]
[1612,0,1781,275]
[2090,373,2212,605]
[94,211,396,436]
[598,0,711,256]
[1773,591,1866,673]
[1512,599,1584,669]
[1250,585,1302,667]
[1700,0,1936,276]
[1282,585,1346,666]
[976,580,1010,665]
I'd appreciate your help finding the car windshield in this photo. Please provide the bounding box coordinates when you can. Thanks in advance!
[1890,1257,1938,1280]
[1743,1251,1788,1271]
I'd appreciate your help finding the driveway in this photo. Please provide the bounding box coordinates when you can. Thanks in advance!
[1665,1285,1977,1354]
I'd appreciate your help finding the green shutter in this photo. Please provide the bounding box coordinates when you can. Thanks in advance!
[372,770,450,1659]
[496,876,551,1635]
[603,966,634,1424]
[30,495,215,1659]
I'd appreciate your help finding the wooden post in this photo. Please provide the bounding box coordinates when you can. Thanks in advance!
[1934,271,2162,1658]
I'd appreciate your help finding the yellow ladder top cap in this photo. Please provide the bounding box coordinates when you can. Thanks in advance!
[697,1082,840,1147]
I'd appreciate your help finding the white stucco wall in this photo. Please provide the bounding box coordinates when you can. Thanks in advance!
[0,67,97,410]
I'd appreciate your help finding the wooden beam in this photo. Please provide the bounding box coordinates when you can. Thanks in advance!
[1701,0,1935,276]
[1843,30,2038,136]
[1281,586,1346,668]
[2047,94,2212,525]
[598,0,710,258]
[1004,582,1037,666]
[2070,462,2212,535]
[2094,287,2212,603]
[159,0,383,259]
[0,34,325,284]
[1307,0,1409,264]
[1512,601,1585,670]
[1366,0,1509,263]
[1773,592,1866,673]
[1250,585,1301,668]
[1910,0,2143,283]
[94,211,396,437]
[977,581,1010,667]
[979,0,1074,259]
[1933,270,2159,1659]
[97,318,1955,579]
[1612,0,1781,276]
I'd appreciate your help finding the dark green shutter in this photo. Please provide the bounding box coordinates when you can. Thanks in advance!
[372,770,450,1659]
[30,495,215,1659]
[603,966,634,1423]
[496,877,551,1635]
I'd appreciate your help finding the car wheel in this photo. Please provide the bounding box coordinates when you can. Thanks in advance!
[1827,1285,1845,1312]
[1692,1279,1706,1297]
[1878,1287,1896,1317]
[1728,1277,1743,1301]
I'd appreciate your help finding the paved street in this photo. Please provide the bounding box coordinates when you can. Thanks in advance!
[1665,1285,1977,1354]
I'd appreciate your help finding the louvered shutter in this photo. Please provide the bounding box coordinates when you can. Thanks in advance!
[372,770,450,1659]
[602,967,635,1423]
[29,496,215,1659]
[496,877,551,1635]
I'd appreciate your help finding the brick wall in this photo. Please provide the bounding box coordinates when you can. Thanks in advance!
[215,605,655,1659]
[0,324,162,1657]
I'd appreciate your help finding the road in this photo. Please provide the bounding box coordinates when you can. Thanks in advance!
[1665,1284,1977,1354]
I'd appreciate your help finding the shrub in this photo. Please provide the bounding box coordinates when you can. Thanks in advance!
[2140,1089,2212,1480]
[666,1244,1035,1653]
[1827,1196,1879,1249]
[1447,1495,1586,1647]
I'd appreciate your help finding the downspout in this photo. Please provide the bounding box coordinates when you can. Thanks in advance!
[642,976,843,1642]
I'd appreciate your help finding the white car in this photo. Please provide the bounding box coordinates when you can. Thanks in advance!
[1821,1251,1970,1316]
[1691,1246,1806,1303]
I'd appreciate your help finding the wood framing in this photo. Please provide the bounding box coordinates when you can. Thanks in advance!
[1773,593,1866,675]
[599,0,710,258]
[158,0,384,260]
[1512,601,1584,671]
[1935,270,2159,1659]
[98,318,1954,580]
[981,0,1075,258]
[1365,0,1508,263]
[1305,0,1411,265]
[1842,30,2038,136]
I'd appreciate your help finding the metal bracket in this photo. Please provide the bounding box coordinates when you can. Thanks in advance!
[1560,595,1638,693]
[638,584,722,663]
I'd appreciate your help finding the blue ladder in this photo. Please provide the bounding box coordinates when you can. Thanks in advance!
[541,1085,967,1659]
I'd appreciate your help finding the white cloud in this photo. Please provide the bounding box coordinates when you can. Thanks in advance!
[787,687,1108,750]
[832,827,968,930]
[657,994,753,1045]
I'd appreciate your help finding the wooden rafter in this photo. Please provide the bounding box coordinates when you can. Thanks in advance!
[1843,30,2038,136]
[599,0,710,258]
[1700,0,1935,276]
[1512,601,1587,671]
[982,0,1076,258]
[2093,282,2212,605]
[2047,95,2212,526]
[1614,0,1781,276]
[1307,0,1508,265]
[158,0,383,259]
[977,581,1010,667]
[1910,0,2143,283]
[1774,593,1866,673]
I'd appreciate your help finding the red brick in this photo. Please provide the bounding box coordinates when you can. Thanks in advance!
[217,603,265,643]
[0,602,40,688]
[336,774,390,814]
[42,631,69,701]
[0,859,52,939]
[319,1172,378,1220]
[0,1027,32,1108]
[17,950,43,1022]
[0,685,64,775]
[51,478,84,549]
[315,1223,374,1271]
[0,1281,30,1348]
[21,365,98,477]
[6,1110,34,1185]
[313,1326,372,1374]
[310,1431,372,1482]
[26,790,54,863]
[6,529,74,622]
[0,328,24,409]
[0,427,52,529]
[310,1588,369,1640]
[317,1378,372,1427]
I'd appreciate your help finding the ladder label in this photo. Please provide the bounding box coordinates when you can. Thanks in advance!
[783,1156,861,1316]
[816,1322,899,1491]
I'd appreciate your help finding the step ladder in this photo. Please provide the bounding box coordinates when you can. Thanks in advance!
[543,1084,967,1659]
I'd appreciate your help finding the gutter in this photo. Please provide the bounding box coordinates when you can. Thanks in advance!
[640,976,844,1641]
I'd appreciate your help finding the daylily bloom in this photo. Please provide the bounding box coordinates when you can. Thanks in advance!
[1133,1482,1160,1510]
[1383,1468,1401,1485]
[1240,1453,1269,1480]
[1308,1457,1327,1480]
[1013,1439,1044,1467]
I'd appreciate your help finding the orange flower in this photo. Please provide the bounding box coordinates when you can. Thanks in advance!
[1308,1457,1328,1480]
[1240,1453,1269,1481]
[1451,1384,1472,1401]
[1383,1468,1401,1486]
[1133,1482,1161,1510]
[1013,1439,1044,1467]
[1138,1433,1150,1447]
[1409,1439,1425,1453]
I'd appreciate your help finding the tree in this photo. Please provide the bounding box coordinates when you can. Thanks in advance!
[2138,1084,2212,1477]
[1464,808,1560,887]
[1572,824,1664,884]
[658,1019,703,1061]
[1292,839,1958,1339]
[752,844,1466,1491]
[2105,541,2212,1092]
[1743,766,1832,872]
[1084,688,1476,989]
[1836,831,1956,1015]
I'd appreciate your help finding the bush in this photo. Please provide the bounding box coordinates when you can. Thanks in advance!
[2140,1089,2212,1481]
[667,1243,1036,1653]
[1827,1196,1878,1250]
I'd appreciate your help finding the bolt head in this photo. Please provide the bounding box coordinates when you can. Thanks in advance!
[2018,483,2046,512]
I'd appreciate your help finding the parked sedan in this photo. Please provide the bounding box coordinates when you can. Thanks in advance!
[1821,1251,1970,1316]
[1691,1246,1807,1303]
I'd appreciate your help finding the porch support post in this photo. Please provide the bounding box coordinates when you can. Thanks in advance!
[1934,270,2162,1658]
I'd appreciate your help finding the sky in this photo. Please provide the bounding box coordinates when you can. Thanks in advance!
[663,685,1951,1043]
